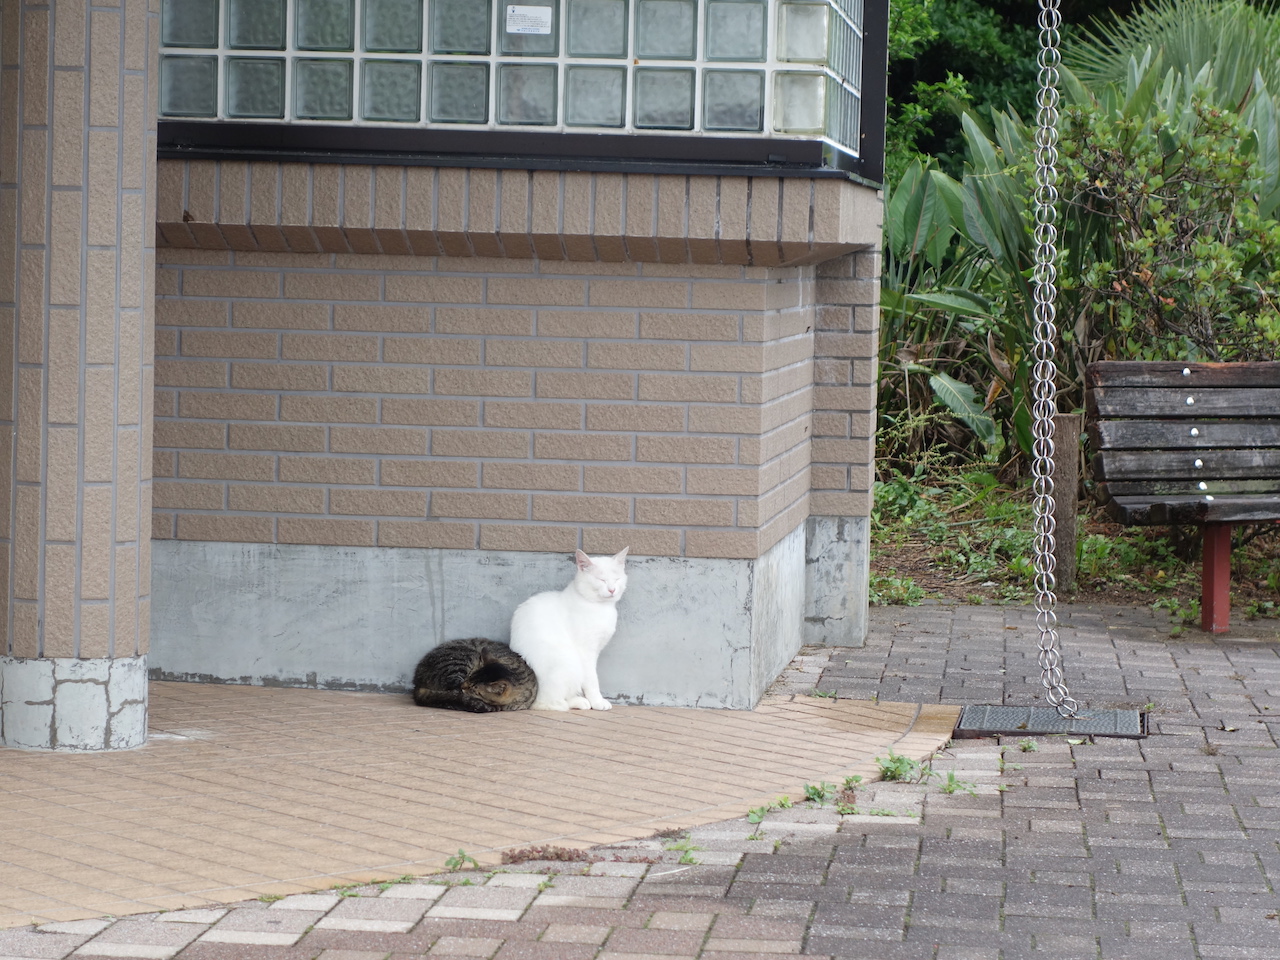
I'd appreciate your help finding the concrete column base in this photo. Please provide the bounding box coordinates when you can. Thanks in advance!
[150,525,806,710]
[804,516,871,647]
[0,657,149,750]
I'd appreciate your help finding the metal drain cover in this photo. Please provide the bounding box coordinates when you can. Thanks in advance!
[953,705,1146,739]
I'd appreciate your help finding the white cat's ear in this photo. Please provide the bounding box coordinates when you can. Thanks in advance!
[613,546,630,564]
[574,549,592,570]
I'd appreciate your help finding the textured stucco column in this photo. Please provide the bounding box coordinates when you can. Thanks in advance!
[806,248,882,646]
[0,0,155,749]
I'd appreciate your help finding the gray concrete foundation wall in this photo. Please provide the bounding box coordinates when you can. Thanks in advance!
[803,515,871,646]
[0,657,149,751]
[150,523,806,710]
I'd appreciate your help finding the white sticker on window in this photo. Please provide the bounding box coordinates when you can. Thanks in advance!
[506,4,553,34]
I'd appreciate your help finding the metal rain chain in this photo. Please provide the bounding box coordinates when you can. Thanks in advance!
[921,0,1147,739]
[1029,0,1078,718]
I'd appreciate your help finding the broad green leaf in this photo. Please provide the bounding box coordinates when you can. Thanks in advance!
[928,371,1002,451]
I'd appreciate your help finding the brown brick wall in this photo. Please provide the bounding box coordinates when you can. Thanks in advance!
[152,251,815,560]
[811,251,880,517]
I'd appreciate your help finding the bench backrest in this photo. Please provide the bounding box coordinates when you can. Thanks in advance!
[1085,361,1280,522]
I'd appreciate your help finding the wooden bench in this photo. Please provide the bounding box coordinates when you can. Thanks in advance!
[1085,361,1280,633]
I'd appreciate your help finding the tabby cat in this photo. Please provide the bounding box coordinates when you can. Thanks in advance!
[411,637,538,713]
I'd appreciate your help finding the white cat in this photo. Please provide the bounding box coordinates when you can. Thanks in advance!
[508,548,629,711]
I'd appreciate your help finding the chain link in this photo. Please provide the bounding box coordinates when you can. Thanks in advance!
[1031,0,1077,717]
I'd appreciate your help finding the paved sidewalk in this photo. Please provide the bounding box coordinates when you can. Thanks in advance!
[3,601,1280,959]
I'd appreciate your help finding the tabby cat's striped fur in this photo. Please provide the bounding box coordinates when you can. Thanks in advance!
[411,637,537,713]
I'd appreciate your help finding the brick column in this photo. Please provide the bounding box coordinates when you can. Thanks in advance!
[0,0,155,750]
[805,249,881,645]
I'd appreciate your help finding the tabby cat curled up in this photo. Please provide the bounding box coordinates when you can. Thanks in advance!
[411,637,537,713]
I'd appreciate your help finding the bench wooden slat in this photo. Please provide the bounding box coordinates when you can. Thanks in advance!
[1086,361,1280,388]
[1089,420,1280,450]
[1088,386,1280,419]
[1093,448,1280,481]
[1099,478,1280,498]
[1108,495,1280,525]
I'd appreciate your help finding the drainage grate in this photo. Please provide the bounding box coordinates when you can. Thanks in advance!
[953,705,1147,739]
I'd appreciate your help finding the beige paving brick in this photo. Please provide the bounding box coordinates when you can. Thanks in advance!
[428,937,504,956]
[382,461,478,488]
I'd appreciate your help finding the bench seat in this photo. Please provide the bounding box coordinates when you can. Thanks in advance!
[1086,361,1280,633]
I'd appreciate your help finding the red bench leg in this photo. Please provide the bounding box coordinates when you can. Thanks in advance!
[1201,523,1233,634]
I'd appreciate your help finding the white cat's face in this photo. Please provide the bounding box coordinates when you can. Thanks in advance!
[575,548,629,602]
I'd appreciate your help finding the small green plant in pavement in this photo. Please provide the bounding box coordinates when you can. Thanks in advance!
[803,782,838,805]
[445,849,480,871]
[876,751,923,782]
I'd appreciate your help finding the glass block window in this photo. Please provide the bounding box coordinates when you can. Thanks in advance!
[159,0,868,160]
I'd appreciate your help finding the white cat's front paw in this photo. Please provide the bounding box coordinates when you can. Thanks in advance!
[567,696,591,710]
[532,699,570,711]
[589,698,612,710]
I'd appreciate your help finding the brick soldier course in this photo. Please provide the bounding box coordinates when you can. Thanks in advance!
[5,601,1280,958]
